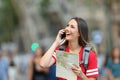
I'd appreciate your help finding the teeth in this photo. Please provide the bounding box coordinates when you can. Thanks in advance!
[66,33,69,34]
[66,34,70,35]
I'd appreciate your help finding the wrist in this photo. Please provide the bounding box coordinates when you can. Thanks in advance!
[78,71,84,79]
[54,40,60,46]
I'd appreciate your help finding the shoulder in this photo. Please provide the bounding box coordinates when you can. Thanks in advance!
[88,50,98,67]
[88,50,98,64]
[106,58,113,67]
[89,50,97,58]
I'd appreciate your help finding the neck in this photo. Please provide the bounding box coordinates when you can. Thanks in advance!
[34,56,41,58]
[68,40,80,51]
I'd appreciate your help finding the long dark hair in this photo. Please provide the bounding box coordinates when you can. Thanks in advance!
[111,47,120,62]
[63,17,88,47]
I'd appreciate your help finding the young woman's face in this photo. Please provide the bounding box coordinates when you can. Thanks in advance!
[65,19,80,41]
[113,48,120,58]
[35,48,42,56]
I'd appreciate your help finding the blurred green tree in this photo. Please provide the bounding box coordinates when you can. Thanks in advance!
[40,0,63,36]
[0,0,18,42]
[103,0,120,53]
[40,0,50,19]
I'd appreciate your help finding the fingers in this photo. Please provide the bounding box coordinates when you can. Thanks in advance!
[60,39,66,45]
[72,67,81,72]
[55,29,66,45]
[58,29,66,36]
[71,64,79,70]
[71,64,82,76]
[57,29,66,39]
[73,64,79,68]
[72,70,81,74]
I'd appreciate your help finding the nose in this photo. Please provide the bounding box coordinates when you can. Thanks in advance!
[65,27,69,32]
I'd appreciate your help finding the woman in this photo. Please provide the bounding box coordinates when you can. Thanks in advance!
[40,17,99,80]
[106,47,120,80]
[98,54,113,80]
[28,43,48,80]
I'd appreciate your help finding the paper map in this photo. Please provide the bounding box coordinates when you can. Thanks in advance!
[56,50,79,80]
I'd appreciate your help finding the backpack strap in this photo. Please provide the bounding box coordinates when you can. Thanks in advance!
[82,45,91,71]
[59,45,66,51]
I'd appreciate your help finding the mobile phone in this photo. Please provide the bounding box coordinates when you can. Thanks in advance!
[61,32,66,39]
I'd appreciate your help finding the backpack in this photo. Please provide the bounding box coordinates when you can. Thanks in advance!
[59,45,92,71]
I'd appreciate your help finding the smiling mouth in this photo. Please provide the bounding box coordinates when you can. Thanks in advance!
[66,33,70,36]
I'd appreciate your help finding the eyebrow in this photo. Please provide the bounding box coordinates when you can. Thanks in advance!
[67,23,77,26]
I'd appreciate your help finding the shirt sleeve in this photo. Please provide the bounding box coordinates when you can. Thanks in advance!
[86,50,99,78]
[52,46,60,64]
[52,52,56,63]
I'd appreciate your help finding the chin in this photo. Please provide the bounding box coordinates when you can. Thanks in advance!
[66,37,72,41]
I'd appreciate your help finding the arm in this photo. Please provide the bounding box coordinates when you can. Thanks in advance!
[106,68,114,80]
[42,67,49,73]
[36,65,49,73]
[27,60,33,80]
[36,59,49,73]
[39,41,58,68]
[40,29,66,68]
[72,65,96,80]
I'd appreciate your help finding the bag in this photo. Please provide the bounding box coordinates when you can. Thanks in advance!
[80,45,91,71]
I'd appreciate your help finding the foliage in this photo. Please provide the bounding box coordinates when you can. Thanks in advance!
[0,0,18,42]
[40,0,50,19]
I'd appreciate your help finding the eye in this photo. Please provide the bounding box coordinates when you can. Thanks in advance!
[66,24,69,27]
[71,25,75,28]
